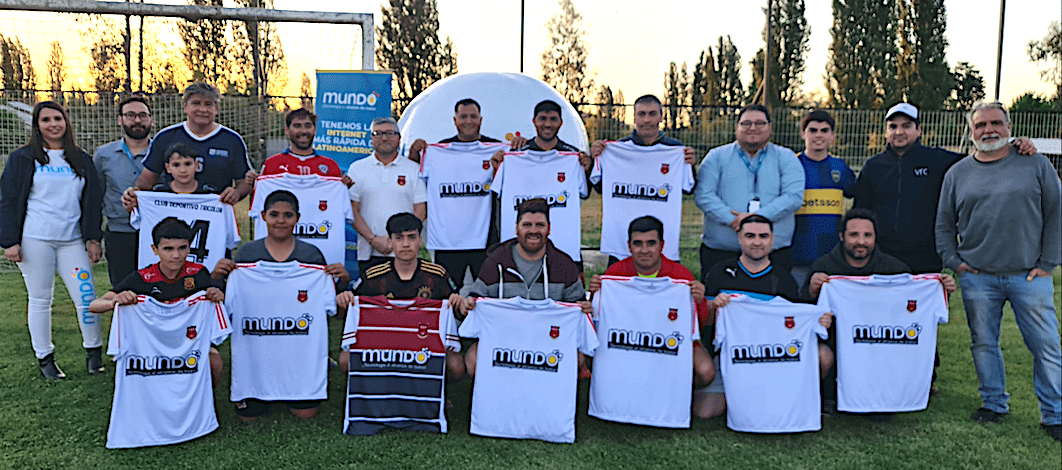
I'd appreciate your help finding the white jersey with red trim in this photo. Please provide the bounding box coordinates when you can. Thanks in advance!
[491,150,588,261]
[589,141,694,260]
[106,292,231,448]
[225,261,337,401]
[130,192,240,272]
[419,142,506,250]
[714,294,829,433]
[458,297,599,443]
[818,274,948,412]
[342,296,460,435]
[249,173,354,265]
[589,276,699,428]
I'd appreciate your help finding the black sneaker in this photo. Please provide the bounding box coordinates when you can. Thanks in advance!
[38,354,66,380]
[1042,424,1061,442]
[821,398,837,416]
[86,347,105,375]
[970,407,1006,423]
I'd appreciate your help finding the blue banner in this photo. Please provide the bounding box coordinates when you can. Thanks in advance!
[314,70,393,170]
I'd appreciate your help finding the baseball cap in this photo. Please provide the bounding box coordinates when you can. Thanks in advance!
[885,103,918,122]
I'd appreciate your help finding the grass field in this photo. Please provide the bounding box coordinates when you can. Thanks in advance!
[0,196,1059,469]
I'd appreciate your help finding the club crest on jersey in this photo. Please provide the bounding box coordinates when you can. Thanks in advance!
[298,290,308,302]
[482,160,491,170]
[492,348,562,372]
[186,326,197,339]
[731,340,802,363]
[319,200,328,211]
[242,314,313,336]
[608,329,683,355]
[853,323,921,344]
[318,164,329,174]
[184,277,196,290]
[126,350,200,376]
[417,323,429,339]
[397,175,406,186]
[550,326,560,339]
[659,163,670,174]
[907,300,917,312]
[785,316,795,329]
[417,286,433,298]
[557,172,565,182]
[668,308,678,321]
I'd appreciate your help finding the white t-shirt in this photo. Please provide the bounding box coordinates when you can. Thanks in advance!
[106,292,231,448]
[249,173,354,265]
[492,150,588,261]
[818,274,949,413]
[342,296,461,435]
[714,294,829,433]
[419,142,506,250]
[225,261,337,402]
[347,154,427,260]
[24,149,85,241]
[130,192,240,272]
[590,142,694,260]
[589,275,699,428]
[458,297,599,443]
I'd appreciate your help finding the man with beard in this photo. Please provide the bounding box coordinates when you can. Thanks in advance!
[94,95,155,285]
[261,109,347,182]
[936,101,1061,441]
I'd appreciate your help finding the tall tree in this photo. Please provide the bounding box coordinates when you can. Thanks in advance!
[141,31,184,94]
[89,31,126,93]
[689,48,716,127]
[540,0,594,112]
[377,0,458,114]
[948,61,984,110]
[178,0,233,87]
[1,35,37,91]
[300,72,314,110]
[826,0,897,109]
[46,41,66,97]
[749,0,810,107]
[232,0,288,96]
[715,36,744,107]
[1027,20,1061,100]
[663,61,689,130]
[895,0,952,110]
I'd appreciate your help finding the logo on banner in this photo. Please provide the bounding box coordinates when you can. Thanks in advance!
[668,308,678,321]
[785,316,795,329]
[661,163,670,174]
[319,200,328,211]
[907,300,917,312]
[397,175,406,186]
[550,326,560,339]
[186,326,198,340]
[557,172,565,182]
[298,290,308,302]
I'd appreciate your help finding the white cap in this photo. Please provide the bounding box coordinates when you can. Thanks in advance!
[885,103,918,122]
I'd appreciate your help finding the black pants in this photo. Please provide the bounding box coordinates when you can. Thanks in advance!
[104,230,139,286]
[698,244,793,282]
[435,249,487,292]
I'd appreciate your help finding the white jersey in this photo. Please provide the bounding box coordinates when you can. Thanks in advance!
[458,297,598,443]
[419,142,506,250]
[106,292,231,448]
[342,296,461,435]
[492,150,588,261]
[590,142,694,260]
[130,192,240,272]
[589,276,699,428]
[818,274,948,413]
[225,261,337,402]
[249,173,353,265]
[714,295,829,433]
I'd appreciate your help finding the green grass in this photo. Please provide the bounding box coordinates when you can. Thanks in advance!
[1,199,1059,469]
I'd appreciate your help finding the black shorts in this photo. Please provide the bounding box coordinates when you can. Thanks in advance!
[234,398,323,418]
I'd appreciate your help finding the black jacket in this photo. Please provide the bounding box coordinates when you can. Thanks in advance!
[799,244,911,301]
[1,145,104,248]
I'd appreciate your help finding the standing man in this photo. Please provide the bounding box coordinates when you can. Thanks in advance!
[936,101,1061,441]
[791,110,856,288]
[348,117,427,274]
[261,108,346,179]
[407,97,503,158]
[490,100,592,173]
[588,94,697,167]
[94,95,154,285]
[133,82,253,204]
[694,104,805,281]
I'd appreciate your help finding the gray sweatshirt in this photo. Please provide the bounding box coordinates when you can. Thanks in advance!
[935,148,1062,274]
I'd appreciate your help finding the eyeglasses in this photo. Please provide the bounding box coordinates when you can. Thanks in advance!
[121,112,152,121]
[738,120,769,129]
[371,130,400,137]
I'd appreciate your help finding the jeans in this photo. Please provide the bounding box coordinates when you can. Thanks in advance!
[960,271,1061,425]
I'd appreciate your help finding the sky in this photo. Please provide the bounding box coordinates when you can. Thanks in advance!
[3,0,1056,104]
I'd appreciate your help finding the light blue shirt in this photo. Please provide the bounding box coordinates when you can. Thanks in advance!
[694,141,805,251]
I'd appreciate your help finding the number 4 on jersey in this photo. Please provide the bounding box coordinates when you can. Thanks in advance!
[188,220,211,263]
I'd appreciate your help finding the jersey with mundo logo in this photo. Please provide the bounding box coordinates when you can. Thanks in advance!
[249,173,354,265]
[792,152,856,266]
[818,274,948,412]
[131,192,241,272]
[420,142,507,250]
[106,292,231,448]
[590,141,694,260]
[225,261,337,402]
[142,122,251,191]
[491,150,589,261]
[590,276,699,428]
[458,297,598,443]
[342,296,461,435]
[714,294,828,433]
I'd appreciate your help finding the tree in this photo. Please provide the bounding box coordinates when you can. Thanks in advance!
[178,0,233,87]
[663,61,689,130]
[895,0,952,110]
[540,0,594,112]
[689,48,718,127]
[1,34,37,92]
[89,31,125,94]
[948,61,984,110]
[46,41,66,97]
[232,0,288,96]
[299,72,314,110]
[826,0,898,109]
[1010,91,1057,112]
[748,0,810,107]
[1027,20,1061,100]
[715,36,744,107]
[141,32,184,94]
[377,0,458,114]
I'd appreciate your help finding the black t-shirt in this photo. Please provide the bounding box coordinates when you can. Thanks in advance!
[113,261,213,302]
[518,138,580,152]
[703,257,799,302]
[357,259,455,300]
